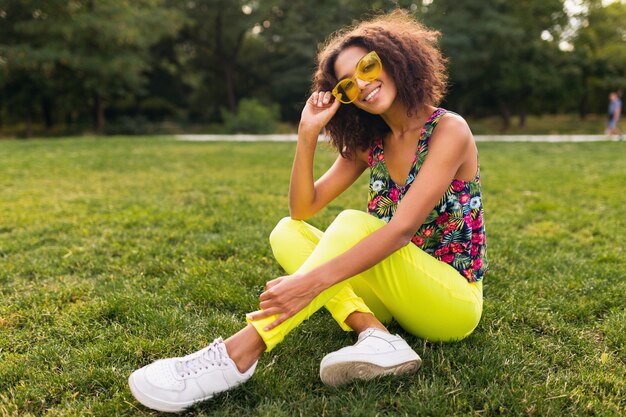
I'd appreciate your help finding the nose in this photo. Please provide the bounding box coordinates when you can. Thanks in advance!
[355,76,371,90]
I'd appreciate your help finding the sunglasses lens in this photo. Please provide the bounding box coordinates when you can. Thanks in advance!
[358,53,382,81]
[333,79,359,103]
[331,52,382,104]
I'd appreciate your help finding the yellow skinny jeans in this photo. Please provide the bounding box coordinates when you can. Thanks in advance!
[247,209,483,352]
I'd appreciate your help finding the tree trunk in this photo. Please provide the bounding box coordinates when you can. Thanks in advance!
[93,92,105,135]
[518,109,526,129]
[579,75,588,120]
[579,91,588,120]
[42,97,53,130]
[223,64,237,114]
[214,10,241,114]
[498,101,511,131]
[25,110,32,138]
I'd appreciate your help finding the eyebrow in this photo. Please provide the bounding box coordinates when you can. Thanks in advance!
[337,72,351,81]
[337,52,369,81]
[337,63,358,82]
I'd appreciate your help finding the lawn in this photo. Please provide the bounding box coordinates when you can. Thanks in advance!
[0,137,624,416]
[2,112,624,138]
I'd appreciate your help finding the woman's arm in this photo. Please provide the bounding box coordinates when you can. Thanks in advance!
[252,115,476,328]
[290,149,369,220]
[308,116,473,287]
[289,91,368,220]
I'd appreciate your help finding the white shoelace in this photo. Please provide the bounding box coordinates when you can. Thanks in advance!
[175,337,229,377]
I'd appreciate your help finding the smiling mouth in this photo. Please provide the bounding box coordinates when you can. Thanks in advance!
[363,86,381,102]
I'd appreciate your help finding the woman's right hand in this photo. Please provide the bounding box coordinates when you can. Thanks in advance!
[299,91,341,136]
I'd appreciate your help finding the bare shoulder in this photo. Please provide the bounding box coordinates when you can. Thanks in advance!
[431,111,474,149]
[348,145,370,167]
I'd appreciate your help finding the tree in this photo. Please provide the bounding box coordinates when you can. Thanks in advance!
[257,0,417,122]
[572,0,626,118]
[0,0,184,135]
[421,0,568,129]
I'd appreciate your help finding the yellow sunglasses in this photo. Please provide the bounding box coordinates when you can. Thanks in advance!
[332,51,382,104]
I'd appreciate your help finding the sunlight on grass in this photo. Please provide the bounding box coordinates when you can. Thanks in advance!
[0,137,624,416]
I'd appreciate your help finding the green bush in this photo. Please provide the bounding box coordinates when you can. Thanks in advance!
[138,97,178,121]
[221,98,280,134]
[105,116,152,135]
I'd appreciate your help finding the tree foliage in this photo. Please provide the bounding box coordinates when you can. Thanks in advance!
[421,0,571,128]
[0,0,184,134]
[573,0,626,117]
[0,0,624,136]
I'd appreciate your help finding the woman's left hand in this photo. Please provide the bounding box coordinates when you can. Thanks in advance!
[247,274,323,331]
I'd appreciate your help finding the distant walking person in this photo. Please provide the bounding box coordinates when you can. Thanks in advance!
[606,91,622,139]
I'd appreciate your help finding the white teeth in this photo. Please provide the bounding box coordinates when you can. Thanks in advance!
[365,87,380,102]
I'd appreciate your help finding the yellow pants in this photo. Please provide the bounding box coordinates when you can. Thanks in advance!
[247,209,483,352]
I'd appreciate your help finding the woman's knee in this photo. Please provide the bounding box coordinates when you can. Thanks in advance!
[269,216,300,250]
[330,210,383,236]
[334,209,375,226]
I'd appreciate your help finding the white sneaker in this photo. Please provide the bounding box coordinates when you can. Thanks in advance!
[320,328,421,386]
[128,338,256,413]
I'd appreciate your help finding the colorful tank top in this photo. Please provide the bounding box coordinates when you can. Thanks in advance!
[367,108,488,283]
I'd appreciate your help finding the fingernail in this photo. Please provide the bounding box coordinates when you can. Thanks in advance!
[264,326,269,331]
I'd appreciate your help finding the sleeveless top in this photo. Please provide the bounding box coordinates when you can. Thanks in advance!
[608,98,622,119]
[366,108,488,283]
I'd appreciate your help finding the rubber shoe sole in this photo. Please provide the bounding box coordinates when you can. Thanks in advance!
[128,370,213,413]
[320,357,422,387]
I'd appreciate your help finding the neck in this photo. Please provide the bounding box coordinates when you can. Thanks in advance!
[380,100,436,140]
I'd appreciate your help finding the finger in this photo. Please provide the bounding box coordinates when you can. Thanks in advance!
[264,314,288,331]
[259,289,273,301]
[309,91,319,105]
[259,299,276,310]
[265,278,282,291]
[317,91,324,106]
[322,91,332,105]
[246,308,280,322]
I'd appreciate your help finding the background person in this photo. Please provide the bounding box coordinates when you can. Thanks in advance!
[127,10,488,413]
[606,91,622,138]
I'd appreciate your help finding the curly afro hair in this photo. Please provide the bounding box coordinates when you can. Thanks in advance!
[313,9,448,158]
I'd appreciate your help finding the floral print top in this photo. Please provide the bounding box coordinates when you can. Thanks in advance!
[367,108,488,283]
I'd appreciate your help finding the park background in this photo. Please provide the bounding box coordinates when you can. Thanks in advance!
[0,0,625,137]
[1,1,625,417]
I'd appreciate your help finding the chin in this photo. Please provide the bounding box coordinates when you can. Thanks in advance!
[357,99,392,115]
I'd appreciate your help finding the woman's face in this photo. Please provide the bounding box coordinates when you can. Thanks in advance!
[333,46,398,114]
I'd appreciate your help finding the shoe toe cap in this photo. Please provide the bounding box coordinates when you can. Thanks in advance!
[143,360,185,391]
[129,368,191,413]
[129,362,185,401]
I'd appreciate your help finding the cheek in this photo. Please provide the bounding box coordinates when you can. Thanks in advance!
[383,76,398,97]
[378,80,397,106]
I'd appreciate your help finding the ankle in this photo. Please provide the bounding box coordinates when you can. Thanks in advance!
[356,324,388,335]
[227,349,261,374]
[345,312,387,334]
[224,325,266,373]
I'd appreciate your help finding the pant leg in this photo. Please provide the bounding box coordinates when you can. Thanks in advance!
[248,210,483,351]
[344,230,483,342]
[268,217,393,331]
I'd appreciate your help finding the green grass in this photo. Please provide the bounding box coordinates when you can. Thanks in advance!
[467,113,625,135]
[2,113,625,137]
[0,137,624,416]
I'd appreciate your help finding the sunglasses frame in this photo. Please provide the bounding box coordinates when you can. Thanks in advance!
[332,51,382,104]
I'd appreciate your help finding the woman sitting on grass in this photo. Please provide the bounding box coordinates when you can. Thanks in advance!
[129,10,488,413]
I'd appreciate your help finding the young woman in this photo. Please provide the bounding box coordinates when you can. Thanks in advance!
[129,10,487,413]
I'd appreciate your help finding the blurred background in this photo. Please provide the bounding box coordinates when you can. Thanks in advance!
[0,0,624,138]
